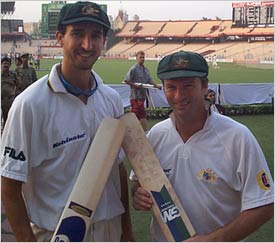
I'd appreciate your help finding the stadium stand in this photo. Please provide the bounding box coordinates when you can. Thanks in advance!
[185,20,222,38]
[132,21,166,37]
[106,40,136,57]
[213,41,274,61]
[143,42,185,57]
[1,19,28,42]
[107,19,274,63]
[120,42,155,57]
[157,21,197,37]
[116,21,139,37]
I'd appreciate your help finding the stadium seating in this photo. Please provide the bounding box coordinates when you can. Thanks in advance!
[105,41,136,57]
[2,17,273,64]
[144,42,185,57]
[157,21,197,37]
[119,42,155,56]
[107,19,273,62]
[132,21,166,37]
[116,21,139,37]
[186,20,223,38]
[214,41,274,61]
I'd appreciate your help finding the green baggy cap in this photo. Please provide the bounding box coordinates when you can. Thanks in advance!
[157,51,209,80]
[58,1,110,30]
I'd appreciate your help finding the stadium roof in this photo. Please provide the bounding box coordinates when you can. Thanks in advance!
[117,20,274,39]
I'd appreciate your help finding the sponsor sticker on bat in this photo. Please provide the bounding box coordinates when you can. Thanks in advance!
[69,201,93,217]
[151,185,190,241]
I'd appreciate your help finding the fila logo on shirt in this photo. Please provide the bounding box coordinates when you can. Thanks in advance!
[4,147,26,161]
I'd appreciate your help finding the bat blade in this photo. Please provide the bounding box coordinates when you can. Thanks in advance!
[51,118,125,242]
[135,83,158,89]
[122,81,158,89]
[120,113,195,242]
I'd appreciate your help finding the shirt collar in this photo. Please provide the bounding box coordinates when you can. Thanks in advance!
[170,107,214,133]
[47,63,102,94]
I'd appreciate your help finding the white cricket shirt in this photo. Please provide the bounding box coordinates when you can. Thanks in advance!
[145,112,274,241]
[1,63,125,230]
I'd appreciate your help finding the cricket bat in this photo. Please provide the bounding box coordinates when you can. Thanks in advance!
[51,118,125,242]
[122,81,159,90]
[120,113,196,242]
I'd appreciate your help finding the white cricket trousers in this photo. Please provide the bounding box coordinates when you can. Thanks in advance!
[31,215,122,242]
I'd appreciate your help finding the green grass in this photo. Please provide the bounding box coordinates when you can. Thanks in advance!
[32,58,274,84]
[95,60,274,84]
[235,115,274,243]
[126,115,274,242]
[232,115,274,175]
[208,62,274,83]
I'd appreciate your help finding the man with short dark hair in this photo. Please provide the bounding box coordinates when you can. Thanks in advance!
[124,50,161,131]
[131,50,274,242]
[206,88,225,114]
[1,2,134,242]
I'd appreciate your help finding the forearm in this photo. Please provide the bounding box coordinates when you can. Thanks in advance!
[1,177,36,242]
[218,203,274,241]
[187,203,274,242]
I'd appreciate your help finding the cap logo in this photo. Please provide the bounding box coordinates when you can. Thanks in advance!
[174,58,189,69]
[81,5,99,16]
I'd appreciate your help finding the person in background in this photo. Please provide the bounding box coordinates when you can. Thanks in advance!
[124,50,161,131]
[29,54,34,66]
[15,52,37,94]
[14,56,22,73]
[1,1,134,242]
[212,54,219,68]
[34,55,40,70]
[206,88,225,115]
[1,56,19,126]
[130,50,274,242]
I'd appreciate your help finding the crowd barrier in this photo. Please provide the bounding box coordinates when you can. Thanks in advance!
[108,83,274,108]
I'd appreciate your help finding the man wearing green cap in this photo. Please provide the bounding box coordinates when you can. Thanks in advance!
[130,51,273,241]
[1,2,133,242]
